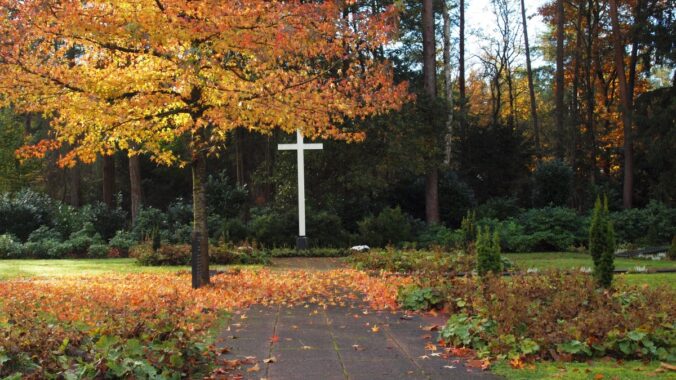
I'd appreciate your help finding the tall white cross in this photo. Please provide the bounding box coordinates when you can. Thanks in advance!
[278,130,323,238]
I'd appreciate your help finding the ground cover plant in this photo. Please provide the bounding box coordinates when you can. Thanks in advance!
[435,273,676,365]
[0,269,411,378]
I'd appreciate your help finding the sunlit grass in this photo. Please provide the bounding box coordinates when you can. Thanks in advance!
[0,258,258,280]
[504,252,675,271]
[493,359,671,379]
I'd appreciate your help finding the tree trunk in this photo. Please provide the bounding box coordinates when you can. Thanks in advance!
[609,0,633,209]
[520,0,541,159]
[555,0,566,160]
[128,154,143,224]
[585,0,597,186]
[192,150,210,287]
[442,0,454,166]
[69,164,81,207]
[571,9,584,172]
[102,155,115,208]
[422,0,439,224]
[459,0,466,137]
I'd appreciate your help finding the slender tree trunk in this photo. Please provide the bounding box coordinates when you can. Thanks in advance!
[443,0,454,166]
[520,0,541,159]
[102,155,115,208]
[555,0,566,160]
[609,0,633,209]
[571,9,584,172]
[128,154,143,224]
[69,164,81,207]
[506,69,516,129]
[459,0,466,137]
[585,0,597,186]
[192,149,210,287]
[422,0,439,224]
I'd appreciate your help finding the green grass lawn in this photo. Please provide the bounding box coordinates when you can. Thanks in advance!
[505,252,675,271]
[0,258,252,279]
[505,252,676,289]
[493,359,673,379]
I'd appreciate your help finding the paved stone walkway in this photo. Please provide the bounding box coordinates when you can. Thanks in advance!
[215,258,500,379]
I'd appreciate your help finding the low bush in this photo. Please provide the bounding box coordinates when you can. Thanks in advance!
[221,218,249,243]
[132,207,169,241]
[415,224,464,249]
[0,189,55,241]
[476,197,522,221]
[439,272,675,362]
[611,200,675,245]
[516,207,587,251]
[397,285,444,311]
[84,201,128,240]
[134,244,269,266]
[108,230,136,257]
[268,247,350,257]
[0,234,22,258]
[248,207,296,247]
[87,243,110,258]
[358,207,414,247]
[68,223,104,255]
[349,248,475,274]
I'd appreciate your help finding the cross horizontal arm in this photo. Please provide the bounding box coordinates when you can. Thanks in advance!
[304,143,323,150]
[278,144,299,150]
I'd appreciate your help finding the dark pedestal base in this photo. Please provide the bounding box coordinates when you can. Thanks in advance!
[296,236,309,250]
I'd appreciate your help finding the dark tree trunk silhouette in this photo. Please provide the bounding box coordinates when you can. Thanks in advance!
[609,0,634,208]
[555,0,566,160]
[128,155,143,224]
[191,149,210,287]
[520,0,541,158]
[422,0,439,224]
[459,0,466,137]
[443,0,454,166]
[102,155,115,208]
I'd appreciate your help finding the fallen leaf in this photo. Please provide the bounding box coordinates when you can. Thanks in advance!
[371,325,380,333]
[422,324,440,331]
[270,335,279,344]
[242,356,257,365]
[443,365,456,369]
[466,359,490,370]
[425,342,437,351]
[593,374,605,380]
[352,344,365,351]
[419,355,430,360]
[264,356,276,363]
[247,363,260,372]
[510,357,525,369]
[222,359,240,369]
[660,363,676,371]
[301,345,313,350]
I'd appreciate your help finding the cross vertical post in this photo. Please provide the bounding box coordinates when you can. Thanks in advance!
[278,129,323,250]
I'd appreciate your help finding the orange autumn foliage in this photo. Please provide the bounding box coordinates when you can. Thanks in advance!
[0,269,412,377]
[0,0,409,167]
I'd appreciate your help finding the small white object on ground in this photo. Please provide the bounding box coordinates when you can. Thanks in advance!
[350,245,370,252]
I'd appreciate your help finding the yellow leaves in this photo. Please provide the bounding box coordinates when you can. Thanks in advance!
[0,0,408,168]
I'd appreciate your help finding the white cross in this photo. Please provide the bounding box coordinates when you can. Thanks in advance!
[278,130,323,237]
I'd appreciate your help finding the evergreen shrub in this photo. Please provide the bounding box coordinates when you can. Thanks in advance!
[476,227,502,277]
[358,207,413,247]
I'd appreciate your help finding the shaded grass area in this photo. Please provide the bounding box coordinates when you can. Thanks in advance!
[493,359,672,379]
[0,258,255,279]
[505,252,675,271]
